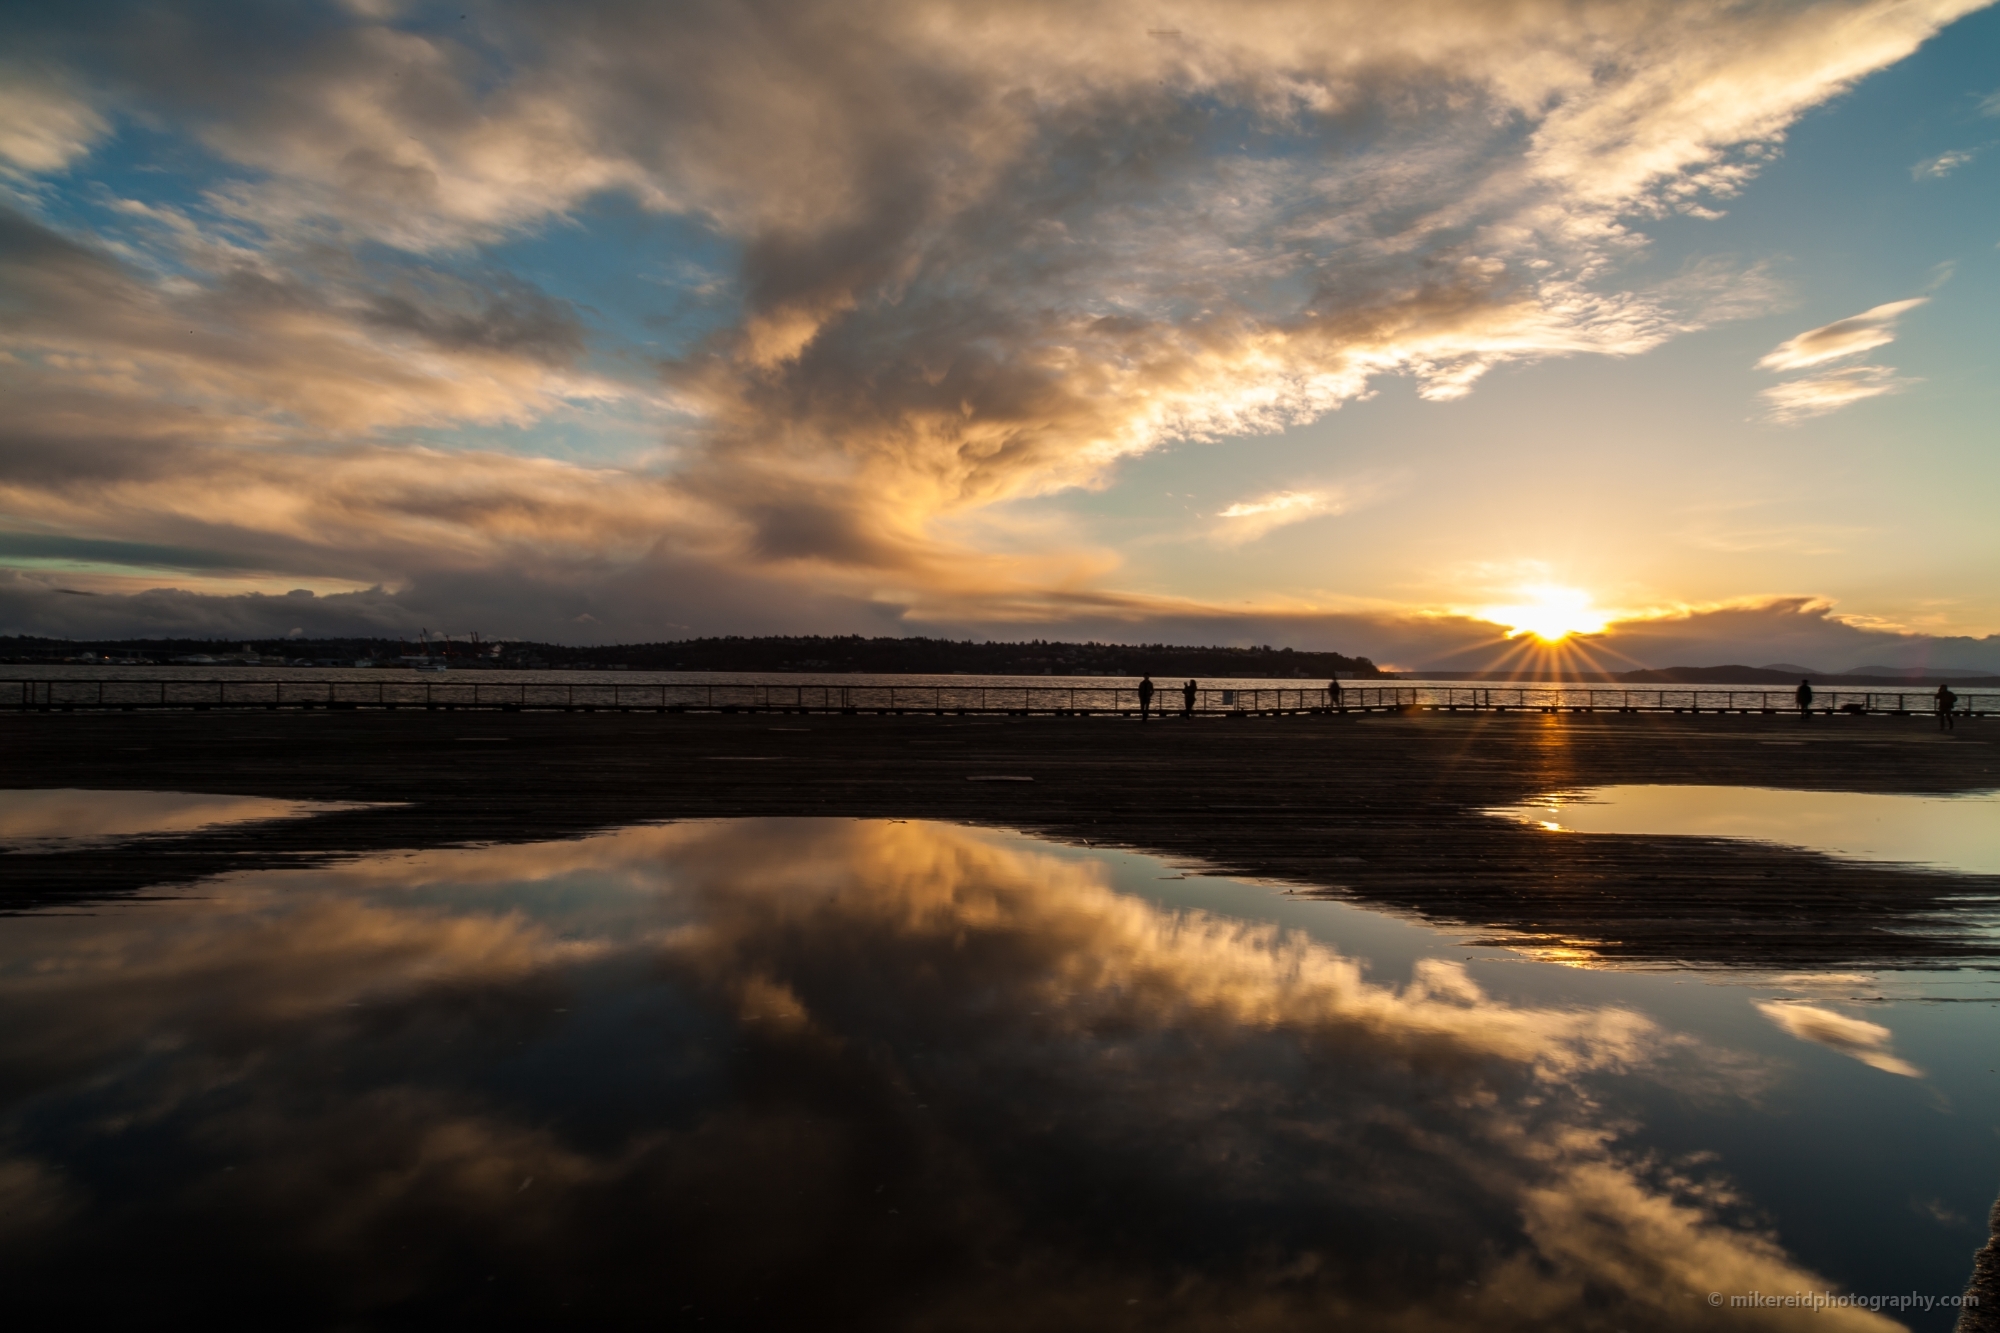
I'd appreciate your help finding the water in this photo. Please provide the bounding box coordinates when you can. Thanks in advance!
[1,805,1992,1328]
[1489,786,2000,878]
[0,787,369,852]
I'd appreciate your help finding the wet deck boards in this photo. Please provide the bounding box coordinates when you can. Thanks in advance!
[7,708,1998,971]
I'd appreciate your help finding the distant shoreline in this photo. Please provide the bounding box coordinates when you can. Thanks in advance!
[6,635,1992,687]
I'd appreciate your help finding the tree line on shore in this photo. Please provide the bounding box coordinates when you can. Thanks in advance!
[1,634,1384,678]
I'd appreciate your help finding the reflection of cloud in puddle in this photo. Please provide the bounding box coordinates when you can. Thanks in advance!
[0,788,377,851]
[0,819,1902,1329]
[1914,1196,1964,1226]
[1755,1001,1921,1077]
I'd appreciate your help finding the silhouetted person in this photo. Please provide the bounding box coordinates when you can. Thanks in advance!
[1795,678,1813,720]
[1328,677,1343,711]
[1182,679,1197,718]
[1937,683,1958,732]
[1138,674,1155,721]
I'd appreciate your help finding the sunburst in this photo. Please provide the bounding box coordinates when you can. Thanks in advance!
[1484,585,1608,644]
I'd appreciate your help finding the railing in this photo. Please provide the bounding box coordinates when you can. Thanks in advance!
[1334,686,1994,716]
[4,678,1993,717]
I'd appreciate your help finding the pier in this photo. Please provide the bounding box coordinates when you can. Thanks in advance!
[6,676,1992,717]
[7,706,1998,972]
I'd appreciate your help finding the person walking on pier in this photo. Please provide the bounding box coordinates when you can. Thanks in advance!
[1937,682,1958,732]
[1138,675,1156,721]
[1795,678,1814,720]
[1182,679,1197,718]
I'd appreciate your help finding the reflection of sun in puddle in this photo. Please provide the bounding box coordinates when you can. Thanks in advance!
[1511,943,1610,968]
[1488,784,2000,877]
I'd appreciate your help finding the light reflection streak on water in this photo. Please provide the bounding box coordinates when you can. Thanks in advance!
[1488,784,2000,877]
[0,819,1915,1329]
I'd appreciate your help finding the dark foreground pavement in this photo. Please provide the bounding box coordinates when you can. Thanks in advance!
[6,707,1998,970]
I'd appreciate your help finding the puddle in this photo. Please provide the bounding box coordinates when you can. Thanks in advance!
[0,788,375,852]
[0,816,1992,1326]
[1489,784,2000,876]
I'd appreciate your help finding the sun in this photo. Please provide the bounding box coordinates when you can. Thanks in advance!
[1487,584,1608,644]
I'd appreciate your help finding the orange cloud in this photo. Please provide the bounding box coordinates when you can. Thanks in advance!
[0,0,1983,636]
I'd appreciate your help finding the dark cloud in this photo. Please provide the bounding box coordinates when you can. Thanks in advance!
[0,531,263,574]
[0,546,890,644]
[0,0,1983,641]
[362,275,585,364]
[8,557,1994,675]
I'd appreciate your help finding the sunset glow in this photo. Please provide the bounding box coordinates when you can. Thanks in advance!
[1488,587,1610,644]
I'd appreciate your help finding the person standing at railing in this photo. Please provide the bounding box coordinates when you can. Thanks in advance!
[1937,683,1958,732]
[1182,679,1197,718]
[1795,679,1813,720]
[1138,674,1155,721]
[1327,677,1342,712]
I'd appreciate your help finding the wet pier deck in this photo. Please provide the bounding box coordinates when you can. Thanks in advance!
[6,707,1998,973]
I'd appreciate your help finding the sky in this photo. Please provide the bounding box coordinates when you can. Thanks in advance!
[1,0,1997,671]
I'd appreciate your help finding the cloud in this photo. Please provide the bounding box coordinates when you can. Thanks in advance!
[1754,298,1926,423]
[2,512,1996,683]
[0,547,886,645]
[7,566,1999,681]
[1757,364,1915,422]
[0,0,1985,639]
[0,207,624,439]
[1755,1001,1921,1077]
[0,63,106,175]
[0,205,720,601]
[1212,488,1344,544]
[1517,594,2000,674]
[1755,298,1926,372]
[1912,147,1978,178]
